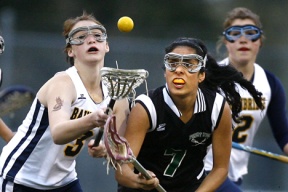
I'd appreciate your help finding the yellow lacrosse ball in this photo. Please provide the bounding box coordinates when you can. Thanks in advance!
[117,16,134,32]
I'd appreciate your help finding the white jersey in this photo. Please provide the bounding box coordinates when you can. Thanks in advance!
[204,58,271,181]
[0,66,110,189]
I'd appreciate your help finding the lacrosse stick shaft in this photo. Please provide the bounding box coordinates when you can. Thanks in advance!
[232,142,288,163]
[131,157,166,192]
[93,99,116,146]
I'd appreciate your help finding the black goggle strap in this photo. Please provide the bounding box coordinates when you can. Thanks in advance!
[66,25,107,45]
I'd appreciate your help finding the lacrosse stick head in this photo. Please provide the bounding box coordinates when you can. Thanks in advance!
[100,67,149,103]
[104,115,134,173]
[0,85,35,117]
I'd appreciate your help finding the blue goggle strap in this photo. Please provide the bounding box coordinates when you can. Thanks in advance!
[223,25,263,42]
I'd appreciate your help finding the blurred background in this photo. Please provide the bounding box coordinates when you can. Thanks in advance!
[1,0,288,191]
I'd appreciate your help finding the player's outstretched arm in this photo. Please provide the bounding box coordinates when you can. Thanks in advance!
[0,118,14,143]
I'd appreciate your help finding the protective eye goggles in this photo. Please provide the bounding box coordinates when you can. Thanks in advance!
[66,25,107,45]
[0,36,4,55]
[223,25,263,43]
[164,53,206,73]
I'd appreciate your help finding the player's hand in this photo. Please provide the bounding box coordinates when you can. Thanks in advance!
[88,139,107,158]
[137,171,159,190]
[91,108,109,128]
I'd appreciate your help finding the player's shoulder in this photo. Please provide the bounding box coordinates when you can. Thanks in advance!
[200,87,223,103]
[254,64,286,100]
[262,68,284,89]
[39,70,74,96]
[254,63,278,80]
[47,72,72,87]
[135,86,164,112]
[148,86,165,97]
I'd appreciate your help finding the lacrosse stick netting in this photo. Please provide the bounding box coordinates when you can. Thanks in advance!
[0,85,35,117]
[104,115,166,192]
[93,67,149,146]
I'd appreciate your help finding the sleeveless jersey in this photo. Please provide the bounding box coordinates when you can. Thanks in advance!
[0,66,110,190]
[205,58,274,182]
[134,85,225,191]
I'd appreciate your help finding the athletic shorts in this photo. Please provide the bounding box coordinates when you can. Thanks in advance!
[0,177,83,192]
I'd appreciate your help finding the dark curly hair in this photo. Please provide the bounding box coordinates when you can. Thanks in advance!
[165,37,264,123]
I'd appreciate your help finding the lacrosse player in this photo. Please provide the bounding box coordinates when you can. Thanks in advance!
[204,7,288,191]
[0,35,4,86]
[116,37,264,191]
[0,35,14,143]
[0,12,129,191]
[0,120,13,143]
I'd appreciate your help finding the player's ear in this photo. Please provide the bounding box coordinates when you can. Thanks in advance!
[105,42,109,53]
[198,72,205,83]
[68,48,74,57]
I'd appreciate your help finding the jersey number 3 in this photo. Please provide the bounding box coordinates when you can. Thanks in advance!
[64,131,93,157]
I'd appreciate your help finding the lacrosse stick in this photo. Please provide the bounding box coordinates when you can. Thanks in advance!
[232,142,288,163]
[93,67,149,146]
[0,85,35,117]
[104,115,166,192]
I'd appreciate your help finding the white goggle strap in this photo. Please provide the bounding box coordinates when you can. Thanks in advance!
[164,53,205,66]
[203,54,207,67]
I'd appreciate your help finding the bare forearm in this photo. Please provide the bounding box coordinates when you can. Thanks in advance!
[116,164,159,190]
[196,168,227,192]
[116,164,138,188]
[0,119,14,143]
[51,115,97,144]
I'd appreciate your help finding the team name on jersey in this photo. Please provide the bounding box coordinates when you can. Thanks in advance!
[70,107,92,119]
[241,97,266,111]
[189,132,211,146]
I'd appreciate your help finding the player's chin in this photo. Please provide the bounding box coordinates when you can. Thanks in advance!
[173,83,185,89]
[169,84,186,93]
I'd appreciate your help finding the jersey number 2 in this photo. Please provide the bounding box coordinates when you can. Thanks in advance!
[232,115,254,143]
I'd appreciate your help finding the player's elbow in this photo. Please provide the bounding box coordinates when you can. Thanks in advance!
[51,131,69,145]
[52,135,65,145]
